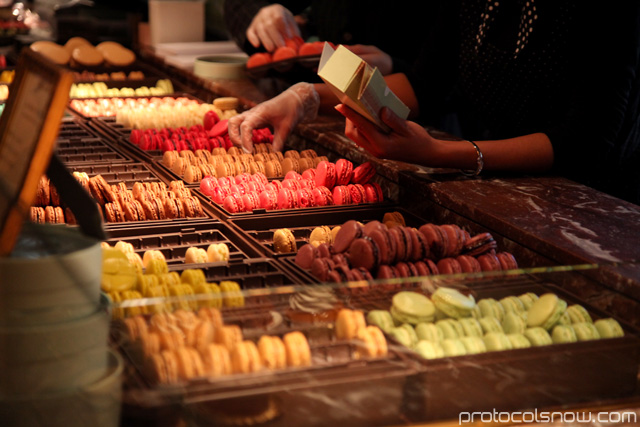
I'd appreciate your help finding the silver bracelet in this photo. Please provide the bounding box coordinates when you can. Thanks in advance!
[460,140,484,177]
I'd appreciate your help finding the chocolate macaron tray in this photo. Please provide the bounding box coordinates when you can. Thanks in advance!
[331,278,640,422]
[112,293,417,427]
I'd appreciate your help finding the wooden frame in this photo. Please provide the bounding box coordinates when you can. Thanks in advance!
[0,47,74,255]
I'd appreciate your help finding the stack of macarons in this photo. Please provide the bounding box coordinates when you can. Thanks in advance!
[294,214,519,283]
[69,79,174,99]
[120,308,312,384]
[246,37,334,69]
[365,288,625,360]
[81,174,206,223]
[201,157,384,213]
[30,175,77,225]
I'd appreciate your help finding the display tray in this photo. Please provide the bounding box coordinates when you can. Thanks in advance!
[336,275,640,422]
[229,205,425,260]
[104,220,261,265]
[114,300,416,427]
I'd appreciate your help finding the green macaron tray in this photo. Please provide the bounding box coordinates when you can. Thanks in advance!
[104,221,262,265]
[334,276,640,421]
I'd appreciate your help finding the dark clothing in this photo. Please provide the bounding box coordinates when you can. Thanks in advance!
[223,0,425,74]
[408,0,640,204]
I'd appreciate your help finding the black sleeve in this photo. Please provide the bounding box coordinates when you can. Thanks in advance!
[544,3,640,201]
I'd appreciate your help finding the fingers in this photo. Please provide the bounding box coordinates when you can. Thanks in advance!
[380,107,410,135]
[335,104,381,136]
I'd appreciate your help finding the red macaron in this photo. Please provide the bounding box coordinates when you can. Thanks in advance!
[363,182,383,203]
[437,257,463,275]
[259,189,278,210]
[312,186,333,206]
[277,187,298,209]
[332,185,351,205]
[351,162,376,184]
[315,161,337,189]
[335,158,354,186]
[477,253,502,271]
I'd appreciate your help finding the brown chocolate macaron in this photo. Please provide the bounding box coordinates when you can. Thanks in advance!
[332,220,364,254]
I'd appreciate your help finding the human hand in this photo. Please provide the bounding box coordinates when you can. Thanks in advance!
[344,45,393,75]
[228,82,320,152]
[335,104,439,165]
[247,4,301,52]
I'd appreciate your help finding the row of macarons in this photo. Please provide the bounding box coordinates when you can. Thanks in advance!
[121,309,312,384]
[69,79,174,99]
[292,218,518,282]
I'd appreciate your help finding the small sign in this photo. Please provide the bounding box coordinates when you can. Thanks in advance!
[0,47,74,255]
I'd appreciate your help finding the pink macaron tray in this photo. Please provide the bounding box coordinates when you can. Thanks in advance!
[104,221,262,265]
[338,277,640,422]
[113,302,416,427]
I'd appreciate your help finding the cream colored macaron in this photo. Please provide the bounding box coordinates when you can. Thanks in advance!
[72,44,104,67]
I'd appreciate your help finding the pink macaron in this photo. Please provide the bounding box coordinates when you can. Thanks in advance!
[332,185,352,205]
[277,187,298,209]
[312,186,333,206]
[315,161,337,189]
[259,189,278,210]
[335,158,354,186]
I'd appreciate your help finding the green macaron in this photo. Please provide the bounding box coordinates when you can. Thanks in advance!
[389,326,414,348]
[399,323,419,346]
[414,340,445,359]
[566,304,593,324]
[502,311,527,334]
[431,287,476,319]
[479,316,504,334]
[441,338,468,357]
[499,296,526,314]
[460,336,487,354]
[517,292,539,310]
[366,309,395,332]
[527,293,567,330]
[551,324,578,344]
[573,322,601,341]
[458,317,484,337]
[415,322,443,342]
[474,298,505,321]
[483,332,513,352]
[390,291,436,325]
[594,318,624,338]
[506,333,531,349]
[436,319,461,339]
[524,327,553,346]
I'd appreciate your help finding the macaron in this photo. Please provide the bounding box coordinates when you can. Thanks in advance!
[348,237,381,271]
[311,186,333,206]
[431,287,476,319]
[517,292,539,310]
[414,340,445,359]
[502,311,527,334]
[294,243,319,269]
[390,291,436,325]
[500,296,526,314]
[474,298,505,321]
[435,319,461,339]
[524,327,553,346]
[477,253,502,271]
[551,324,578,344]
[483,332,513,352]
[457,254,482,273]
[415,322,444,342]
[565,304,593,324]
[441,338,467,357]
[462,232,497,257]
[363,182,384,203]
[527,293,567,330]
[273,228,297,253]
[437,257,463,275]
[332,220,364,253]
[277,187,298,209]
[366,310,395,333]
[572,322,601,341]
[335,158,354,185]
[388,326,414,348]
[368,228,397,265]
[315,161,337,189]
[460,336,487,354]
[309,225,333,247]
[496,252,518,270]
[348,184,366,204]
[478,316,504,334]
[259,189,278,210]
[332,185,352,205]
[506,333,531,349]
[594,318,624,338]
[458,317,484,337]
[351,162,375,184]
[418,223,448,259]
[335,309,366,340]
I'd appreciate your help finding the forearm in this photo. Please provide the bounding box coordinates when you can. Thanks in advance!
[429,132,555,173]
